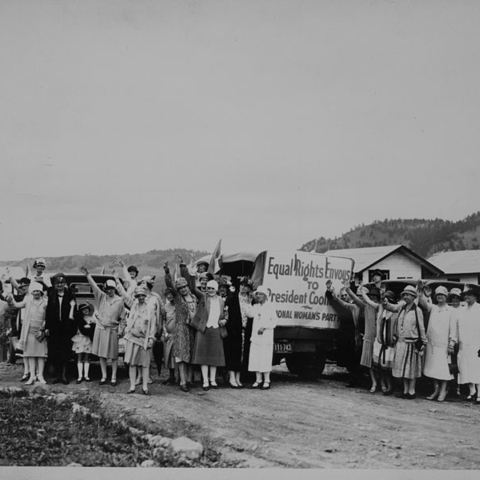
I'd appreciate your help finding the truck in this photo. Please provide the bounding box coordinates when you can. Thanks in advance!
[203,250,355,378]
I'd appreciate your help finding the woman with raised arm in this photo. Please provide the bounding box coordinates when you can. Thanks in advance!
[384,285,427,399]
[7,282,48,385]
[190,279,227,391]
[243,286,277,390]
[371,290,398,395]
[121,286,157,395]
[163,262,197,392]
[343,280,381,393]
[418,284,457,402]
[80,266,126,386]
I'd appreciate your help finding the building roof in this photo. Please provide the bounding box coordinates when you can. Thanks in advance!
[325,244,443,275]
[428,250,480,275]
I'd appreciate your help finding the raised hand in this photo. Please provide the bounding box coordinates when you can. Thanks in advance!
[70,299,76,308]
[115,257,125,267]
[163,262,169,271]
[80,266,89,275]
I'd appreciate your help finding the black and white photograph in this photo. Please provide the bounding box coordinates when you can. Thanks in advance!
[1,0,480,476]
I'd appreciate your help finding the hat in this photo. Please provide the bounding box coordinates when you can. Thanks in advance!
[127,265,139,274]
[140,275,155,286]
[79,303,95,316]
[401,285,418,298]
[134,286,148,297]
[367,286,381,298]
[105,279,116,290]
[33,258,46,268]
[18,277,31,286]
[434,286,448,297]
[255,286,269,297]
[52,273,66,284]
[175,278,188,288]
[164,287,174,296]
[384,290,396,303]
[371,269,384,279]
[196,260,209,267]
[462,285,479,298]
[239,277,255,290]
[29,282,44,294]
[448,288,462,299]
[207,280,219,291]
[217,277,229,287]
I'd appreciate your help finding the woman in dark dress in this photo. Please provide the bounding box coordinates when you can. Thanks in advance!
[224,278,253,388]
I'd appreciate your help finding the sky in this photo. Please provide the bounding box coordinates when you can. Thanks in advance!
[1,0,480,261]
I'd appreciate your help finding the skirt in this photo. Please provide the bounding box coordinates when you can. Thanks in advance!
[372,340,394,370]
[92,328,118,360]
[360,339,375,368]
[72,333,93,354]
[458,345,480,384]
[248,341,274,373]
[24,332,48,358]
[193,327,225,367]
[124,340,151,367]
[392,341,423,379]
[423,343,452,381]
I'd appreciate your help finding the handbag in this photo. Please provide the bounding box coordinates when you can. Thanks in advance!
[413,307,424,352]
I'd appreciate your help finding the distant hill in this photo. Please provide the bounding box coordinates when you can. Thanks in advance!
[0,248,209,276]
[300,212,480,258]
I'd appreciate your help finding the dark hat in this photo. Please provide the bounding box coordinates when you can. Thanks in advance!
[52,273,67,284]
[371,269,384,279]
[239,277,255,290]
[367,286,381,298]
[384,290,396,303]
[78,303,95,316]
[127,265,139,274]
[18,277,31,286]
[462,285,479,298]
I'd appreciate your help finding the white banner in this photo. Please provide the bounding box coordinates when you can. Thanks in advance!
[256,251,354,329]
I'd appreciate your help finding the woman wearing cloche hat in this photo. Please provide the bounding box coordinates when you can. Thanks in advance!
[418,283,457,402]
[80,266,126,387]
[383,284,427,399]
[457,285,480,402]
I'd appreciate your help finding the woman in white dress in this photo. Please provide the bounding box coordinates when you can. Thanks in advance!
[419,285,457,402]
[8,282,48,385]
[245,286,277,390]
[457,286,480,402]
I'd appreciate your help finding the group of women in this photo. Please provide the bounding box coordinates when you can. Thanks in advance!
[328,273,480,403]
[3,257,278,394]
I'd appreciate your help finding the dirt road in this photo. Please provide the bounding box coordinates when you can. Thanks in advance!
[2,361,480,469]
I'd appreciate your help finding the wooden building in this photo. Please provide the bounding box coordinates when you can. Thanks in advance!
[324,245,443,283]
[428,250,480,285]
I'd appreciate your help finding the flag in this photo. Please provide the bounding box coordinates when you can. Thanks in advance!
[208,239,222,274]
[24,264,30,278]
[100,266,106,274]
[173,263,180,284]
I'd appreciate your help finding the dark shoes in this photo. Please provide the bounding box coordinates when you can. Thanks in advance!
[127,389,135,394]
[250,382,262,389]
[99,378,107,386]
[76,378,83,384]
[262,383,271,390]
[395,392,407,399]
[202,384,210,391]
[230,382,240,389]
[111,380,117,387]
[142,388,151,396]
[180,384,190,393]
[210,382,219,390]
[163,378,175,386]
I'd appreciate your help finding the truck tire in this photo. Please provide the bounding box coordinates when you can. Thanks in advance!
[286,355,301,374]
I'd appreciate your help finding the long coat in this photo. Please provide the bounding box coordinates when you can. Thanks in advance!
[223,294,245,371]
[46,287,77,364]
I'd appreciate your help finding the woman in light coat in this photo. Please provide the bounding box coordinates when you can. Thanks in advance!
[419,285,457,402]
[244,286,277,390]
[8,282,49,385]
[457,286,480,402]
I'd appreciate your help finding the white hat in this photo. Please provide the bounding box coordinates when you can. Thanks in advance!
[105,279,116,290]
[434,286,448,297]
[207,280,219,291]
[29,282,44,294]
[255,286,269,297]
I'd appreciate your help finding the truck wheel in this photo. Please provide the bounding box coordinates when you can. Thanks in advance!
[286,355,300,374]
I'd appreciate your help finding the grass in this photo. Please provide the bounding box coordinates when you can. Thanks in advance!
[0,391,232,467]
